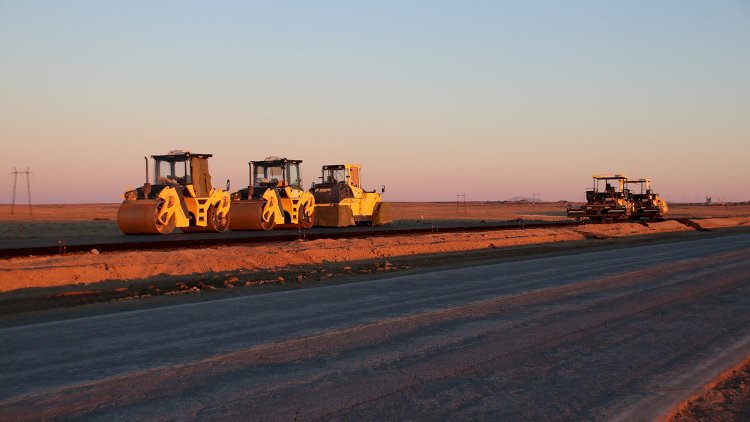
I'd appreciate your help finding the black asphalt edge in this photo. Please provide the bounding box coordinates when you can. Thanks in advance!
[0,220,581,258]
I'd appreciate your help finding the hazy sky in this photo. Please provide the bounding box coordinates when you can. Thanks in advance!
[1,0,748,203]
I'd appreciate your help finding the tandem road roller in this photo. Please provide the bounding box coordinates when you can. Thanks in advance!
[310,163,392,227]
[117,150,231,234]
[229,157,315,230]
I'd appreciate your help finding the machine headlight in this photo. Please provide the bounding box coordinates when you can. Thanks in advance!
[123,190,137,201]
[230,191,240,201]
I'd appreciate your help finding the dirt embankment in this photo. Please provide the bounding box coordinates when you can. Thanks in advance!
[0,221,691,293]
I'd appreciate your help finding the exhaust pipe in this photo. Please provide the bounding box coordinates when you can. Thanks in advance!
[144,156,149,184]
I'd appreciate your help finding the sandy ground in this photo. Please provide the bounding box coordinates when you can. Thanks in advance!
[666,355,750,421]
[0,203,118,221]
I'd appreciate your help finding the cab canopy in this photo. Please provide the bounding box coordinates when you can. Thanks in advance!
[249,157,303,188]
[590,174,628,193]
[320,163,361,188]
[152,151,213,197]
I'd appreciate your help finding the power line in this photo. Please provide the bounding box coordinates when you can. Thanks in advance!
[11,167,32,216]
[456,193,466,215]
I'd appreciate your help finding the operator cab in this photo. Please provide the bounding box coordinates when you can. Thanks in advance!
[250,157,303,189]
[322,164,346,184]
[586,174,629,203]
[150,150,214,199]
[152,151,212,186]
[317,164,361,188]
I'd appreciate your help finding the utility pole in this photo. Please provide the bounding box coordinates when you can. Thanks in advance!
[532,193,541,204]
[11,167,32,216]
[456,193,467,215]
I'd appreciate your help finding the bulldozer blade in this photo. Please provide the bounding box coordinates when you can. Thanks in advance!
[314,205,355,227]
[372,202,393,226]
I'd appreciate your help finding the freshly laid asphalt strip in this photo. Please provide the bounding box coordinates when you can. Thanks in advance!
[0,219,579,257]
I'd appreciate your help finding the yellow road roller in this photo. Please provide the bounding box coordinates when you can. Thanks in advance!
[229,157,315,230]
[310,163,392,227]
[117,150,231,234]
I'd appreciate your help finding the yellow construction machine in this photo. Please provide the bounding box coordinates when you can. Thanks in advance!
[229,157,315,230]
[567,174,632,223]
[310,163,392,227]
[626,178,669,220]
[567,174,669,222]
[117,150,231,234]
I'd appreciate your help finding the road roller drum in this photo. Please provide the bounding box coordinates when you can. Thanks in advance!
[117,200,176,234]
[229,201,275,231]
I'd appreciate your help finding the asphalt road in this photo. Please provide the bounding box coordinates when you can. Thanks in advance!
[0,219,572,257]
[1,232,749,420]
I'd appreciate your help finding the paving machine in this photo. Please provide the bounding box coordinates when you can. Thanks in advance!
[117,150,231,234]
[567,174,632,222]
[626,178,668,220]
[310,163,392,227]
[229,157,315,230]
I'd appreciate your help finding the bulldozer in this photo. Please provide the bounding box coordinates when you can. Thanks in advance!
[310,163,392,227]
[117,150,231,234]
[229,157,315,230]
[626,178,669,220]
[567,174,632,223]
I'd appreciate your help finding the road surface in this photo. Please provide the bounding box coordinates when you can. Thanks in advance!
[1,232,749,420]
[0,219,571,257]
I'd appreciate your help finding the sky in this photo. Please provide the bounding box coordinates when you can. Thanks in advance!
[1,0,748,203]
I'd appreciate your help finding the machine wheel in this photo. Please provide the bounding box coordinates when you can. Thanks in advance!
[259,212,275,230]
[258,201,276,230]
[299,203,314,229]
[182,205,229,233]
[153,201,176,234]
[207,204,230,232]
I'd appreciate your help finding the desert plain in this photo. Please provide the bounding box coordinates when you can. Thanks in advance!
[1,201,749,420]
